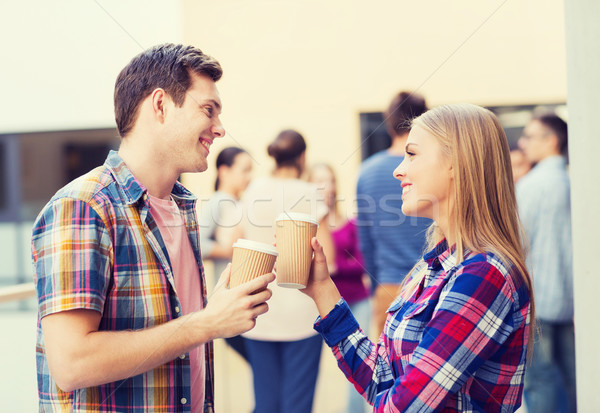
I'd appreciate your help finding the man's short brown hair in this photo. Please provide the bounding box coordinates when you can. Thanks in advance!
[384,91,428,137]
[114,43,222,137]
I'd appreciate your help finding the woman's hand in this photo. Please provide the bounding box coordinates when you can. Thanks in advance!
[302,237,342,318]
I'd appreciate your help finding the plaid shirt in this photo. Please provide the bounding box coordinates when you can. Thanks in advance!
[315,240,530,412]
[32,151,214,412]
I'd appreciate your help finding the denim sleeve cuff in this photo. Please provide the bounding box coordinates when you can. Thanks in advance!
[314,298,360,347]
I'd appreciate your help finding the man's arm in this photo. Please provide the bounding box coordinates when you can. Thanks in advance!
[42,269,274,392]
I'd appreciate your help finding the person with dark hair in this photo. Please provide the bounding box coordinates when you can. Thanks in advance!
[510,148,532,183]
[32,44,275,412]
[241,129,335,413]
[199,146,253,360]
[356,91,431,338]
[517,113,577,413]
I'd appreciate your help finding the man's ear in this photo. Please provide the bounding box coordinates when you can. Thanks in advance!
[548,133,561,154]
[150,88,168,121]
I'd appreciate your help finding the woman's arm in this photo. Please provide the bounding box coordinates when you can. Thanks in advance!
[303,239,395,405]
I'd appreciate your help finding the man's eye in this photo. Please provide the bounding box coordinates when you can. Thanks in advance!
[204,106,214,117]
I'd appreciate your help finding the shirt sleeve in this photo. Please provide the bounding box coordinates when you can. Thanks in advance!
[318,261,520,412]
[314,299,396,406]
[32,197,113,319]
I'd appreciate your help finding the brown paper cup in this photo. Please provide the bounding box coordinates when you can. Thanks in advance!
[230,239,278,288]
[275,212,319,289]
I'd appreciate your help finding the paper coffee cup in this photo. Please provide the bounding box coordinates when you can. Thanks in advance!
[230,239,278,288]
[274,212,319,289]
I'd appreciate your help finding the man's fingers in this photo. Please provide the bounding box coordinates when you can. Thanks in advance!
[240,272,275,294]
[248,287,272,306]
[251,302,269,318]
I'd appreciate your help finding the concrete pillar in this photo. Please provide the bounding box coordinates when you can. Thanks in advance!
[564,0,600,410]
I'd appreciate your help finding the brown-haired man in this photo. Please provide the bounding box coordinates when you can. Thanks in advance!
[32,44,274,412]
[517,113,576,413]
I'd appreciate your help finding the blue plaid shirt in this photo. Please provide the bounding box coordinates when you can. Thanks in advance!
[32,151,214,412]
[315,240,531,412]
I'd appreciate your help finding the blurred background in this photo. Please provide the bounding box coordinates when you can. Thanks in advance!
[1,0,595,411]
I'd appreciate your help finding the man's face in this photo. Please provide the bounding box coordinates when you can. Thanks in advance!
[518,120,557,164]
[163,73,225,174]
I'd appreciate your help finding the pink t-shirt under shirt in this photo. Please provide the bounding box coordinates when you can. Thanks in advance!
[148,194,205,411]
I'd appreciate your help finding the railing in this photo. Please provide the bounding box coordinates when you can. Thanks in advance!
[0,282,36,304]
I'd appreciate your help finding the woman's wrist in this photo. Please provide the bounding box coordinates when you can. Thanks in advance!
[312,278,342,318]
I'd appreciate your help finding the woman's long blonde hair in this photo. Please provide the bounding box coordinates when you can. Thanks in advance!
[404,103,535,350]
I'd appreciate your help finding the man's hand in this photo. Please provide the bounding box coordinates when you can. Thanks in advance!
[202,264,275,339]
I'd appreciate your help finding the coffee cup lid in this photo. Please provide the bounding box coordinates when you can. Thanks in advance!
[274,212,319,226]
[233,239,278,256]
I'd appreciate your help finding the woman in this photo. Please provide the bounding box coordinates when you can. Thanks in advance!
[308,163,371,413]
[241,129,335,413]
[199,146,252,360]
[303,104,535,412]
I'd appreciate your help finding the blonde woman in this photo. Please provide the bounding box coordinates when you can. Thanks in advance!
[303,104,534,412]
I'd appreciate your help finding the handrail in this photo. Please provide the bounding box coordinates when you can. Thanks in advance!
[0,282,36,304]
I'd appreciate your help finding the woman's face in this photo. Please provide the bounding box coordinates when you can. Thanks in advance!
[309,166,336,209]
[225,152,253,195]
[393,125,453,222]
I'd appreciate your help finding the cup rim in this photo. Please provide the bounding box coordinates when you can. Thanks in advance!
[233,238,278,256]
[274,212,319,226]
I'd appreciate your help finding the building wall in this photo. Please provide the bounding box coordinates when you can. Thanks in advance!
[0,0,183,134]
[181,0,567,209]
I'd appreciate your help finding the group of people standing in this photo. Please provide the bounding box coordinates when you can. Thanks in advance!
[31,42,575,413]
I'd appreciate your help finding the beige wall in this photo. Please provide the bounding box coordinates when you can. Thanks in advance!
[565,0,600,409]
[181,0,566,210]
[1,0,183,134]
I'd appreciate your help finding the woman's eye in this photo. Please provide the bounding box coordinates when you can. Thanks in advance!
[406,151,415,157]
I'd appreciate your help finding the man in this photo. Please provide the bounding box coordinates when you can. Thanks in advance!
[356,91,431,337]
[517,113,577,413]
[32,44,274,412]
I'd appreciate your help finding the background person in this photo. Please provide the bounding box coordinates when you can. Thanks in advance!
[241,129,335,413]
[510,147,533,183]
[304,104,535,412]
[517,113,576,413]
[309,163,371,413]
[199,146,253,361]
[356,91,431,339]
[32,43,274,412]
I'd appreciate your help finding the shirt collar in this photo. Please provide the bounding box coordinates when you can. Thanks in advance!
[533,155,566,171]
[423,239,471,273]
[104,150,197,206]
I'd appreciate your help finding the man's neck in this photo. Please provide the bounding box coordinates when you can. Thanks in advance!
[387,134,409,155]
[118,136,178,199]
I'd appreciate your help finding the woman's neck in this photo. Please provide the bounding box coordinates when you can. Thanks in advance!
[273,166,300,179]
[217,183,240,200]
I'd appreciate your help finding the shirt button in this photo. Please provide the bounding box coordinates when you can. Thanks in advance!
[179,354,186,359]
[180,397,187,405]
[175,306,180,313]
